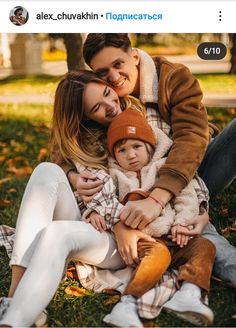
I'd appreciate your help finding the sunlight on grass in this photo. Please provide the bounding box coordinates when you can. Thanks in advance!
[0,103,52,125]
[196,74,236,94]
[0,75,60,95]
[0,74,235,97]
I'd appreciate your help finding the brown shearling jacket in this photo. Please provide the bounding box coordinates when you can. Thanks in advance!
[148,56,218,196]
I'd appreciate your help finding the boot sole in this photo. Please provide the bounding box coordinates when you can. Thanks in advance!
[165,308,213,326]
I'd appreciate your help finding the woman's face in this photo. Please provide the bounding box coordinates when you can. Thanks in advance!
[83,82,122,125]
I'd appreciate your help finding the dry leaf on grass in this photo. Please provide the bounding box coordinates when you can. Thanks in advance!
[0,177,12,185]
[6,157,32,178]
[14,167,33,178]
[37,148,48,161]
[0,156,6,162]
[0,199,11,206]
[220,207,229,217]
[8,188,17,193]
[222,226,236,238]
[64,286,91,297]
[102,294,121,306]
[10,140,24,152]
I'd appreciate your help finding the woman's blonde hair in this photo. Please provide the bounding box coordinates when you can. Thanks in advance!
[50,70,146,170]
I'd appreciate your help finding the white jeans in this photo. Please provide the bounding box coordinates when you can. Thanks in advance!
[1,163,124,327]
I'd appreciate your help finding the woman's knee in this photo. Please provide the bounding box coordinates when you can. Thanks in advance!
[40,221,71,243]
[33,162,64,180]
[29,162,67,189]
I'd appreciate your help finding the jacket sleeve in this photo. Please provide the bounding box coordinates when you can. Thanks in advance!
[156,65,209,196]
[173,176,209,226]
[80,169,124,230]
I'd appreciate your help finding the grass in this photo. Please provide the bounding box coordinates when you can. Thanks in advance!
[0,73,236,97]
[196,74,236,95]
[0,103,236,326]
[0,75,61,95]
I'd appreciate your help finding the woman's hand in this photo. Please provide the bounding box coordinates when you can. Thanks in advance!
[86,211,107,233]
[68,171,103,204]
[119,197,162,230]
[113,221,155,266]
[178,211,210,236]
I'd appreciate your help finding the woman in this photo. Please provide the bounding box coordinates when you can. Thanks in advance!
[0,71,208,327]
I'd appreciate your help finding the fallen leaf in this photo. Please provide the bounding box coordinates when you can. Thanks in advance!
[143,319,156,327]
[222,226,236,238]
[0,177,12,185]
[64,286,91,297]
[8,188,17,193]
[0,156,6,162]
[37,148,48,161]
[102,295,121,306]
[220,208,229,217]
[10,140,24,152]
[226,108,236,115]
[0,199,11,206]
[2,147,11,155]
[14,167,33,178]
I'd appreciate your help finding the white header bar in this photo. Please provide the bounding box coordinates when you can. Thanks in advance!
[1,1,235,33]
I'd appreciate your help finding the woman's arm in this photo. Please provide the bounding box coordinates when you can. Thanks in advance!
[80,169,124,230]
[113,221,155,265]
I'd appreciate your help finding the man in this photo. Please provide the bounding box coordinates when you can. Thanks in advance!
[68,33,236,287]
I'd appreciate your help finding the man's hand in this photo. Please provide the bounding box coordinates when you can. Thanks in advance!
[86,211,107,233]
[113,221,155,266]
[119,197,162,230]
[178,211,210,236]
[68,171,103,204]
[170,225,193,247]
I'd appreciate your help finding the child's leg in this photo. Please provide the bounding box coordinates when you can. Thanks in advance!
[163,237,216,326]
[171,236,216,293]
[124,240,171,298]
[104,240,171,327]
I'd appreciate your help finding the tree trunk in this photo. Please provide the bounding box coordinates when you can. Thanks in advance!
[62,34,85,71]
[230,34,236,74]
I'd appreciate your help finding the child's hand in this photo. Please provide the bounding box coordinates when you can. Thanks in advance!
[86,211,107,233]
[171,225,193,248]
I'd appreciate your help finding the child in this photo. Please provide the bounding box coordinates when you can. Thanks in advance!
[75,108,216,327]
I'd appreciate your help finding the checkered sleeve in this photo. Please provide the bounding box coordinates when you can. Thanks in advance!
[74,164,123,230]
[193,174,209,213]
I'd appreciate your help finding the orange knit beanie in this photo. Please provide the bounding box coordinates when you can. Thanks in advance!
[107,108,156,156]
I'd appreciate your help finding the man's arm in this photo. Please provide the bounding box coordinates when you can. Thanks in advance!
[156,64,209,197]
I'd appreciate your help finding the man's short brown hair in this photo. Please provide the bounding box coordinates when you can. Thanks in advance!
[83,33,131,66]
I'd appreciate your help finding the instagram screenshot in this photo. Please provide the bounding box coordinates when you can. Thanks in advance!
[0,1,236,327]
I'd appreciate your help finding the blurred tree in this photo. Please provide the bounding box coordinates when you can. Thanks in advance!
[230,34,236,74]
[49,33,84,71]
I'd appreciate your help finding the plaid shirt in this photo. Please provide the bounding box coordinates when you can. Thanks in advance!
[74,164,123,230]
[0,225,15,258]
[74,165,209,232]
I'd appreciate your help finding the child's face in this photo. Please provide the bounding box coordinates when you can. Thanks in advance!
[83,82,122,126]
[114,139,150,172]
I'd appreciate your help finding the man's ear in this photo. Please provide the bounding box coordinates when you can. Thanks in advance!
[131,48,140,66]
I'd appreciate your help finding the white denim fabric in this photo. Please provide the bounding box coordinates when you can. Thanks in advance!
[2,163,124,327]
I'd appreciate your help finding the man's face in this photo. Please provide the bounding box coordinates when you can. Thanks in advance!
[90,47,140,98]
